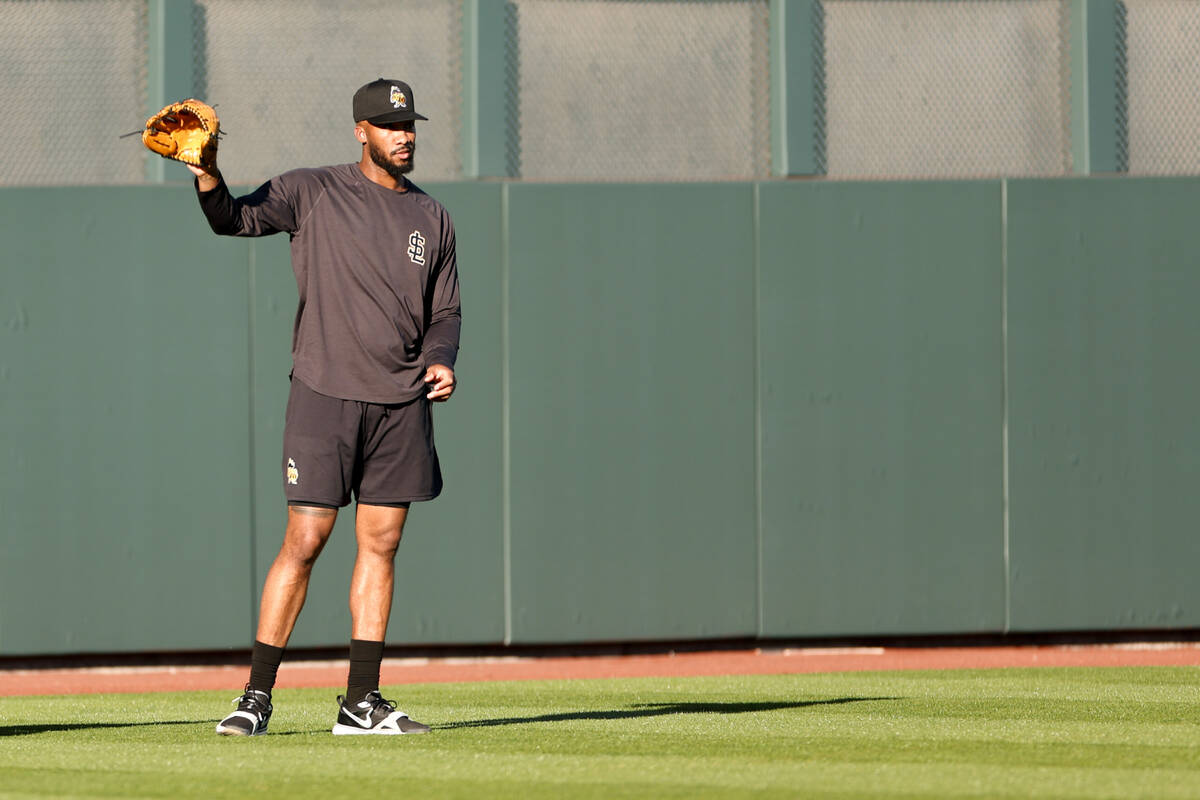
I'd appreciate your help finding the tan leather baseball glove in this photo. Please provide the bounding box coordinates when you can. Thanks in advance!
[142,99,220,170]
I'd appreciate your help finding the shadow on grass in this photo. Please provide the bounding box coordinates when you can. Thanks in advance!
[437,696,899,730]
[1,699,901,737]
[1,720,213,737]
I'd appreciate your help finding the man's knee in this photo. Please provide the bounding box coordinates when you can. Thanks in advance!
[281,505,338,565]
[358,526,402,559]
[355,504,408,558]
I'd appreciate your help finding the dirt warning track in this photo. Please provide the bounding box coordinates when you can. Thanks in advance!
[3,643,1198,697]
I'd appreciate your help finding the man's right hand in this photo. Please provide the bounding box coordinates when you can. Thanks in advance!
[187,163,220,192]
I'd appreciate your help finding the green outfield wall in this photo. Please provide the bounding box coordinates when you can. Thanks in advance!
[3,177,1198,656]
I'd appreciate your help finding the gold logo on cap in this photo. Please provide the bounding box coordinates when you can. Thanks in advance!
[389,86,407,109]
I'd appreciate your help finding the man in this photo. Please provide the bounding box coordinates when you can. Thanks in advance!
[188,78,460,736]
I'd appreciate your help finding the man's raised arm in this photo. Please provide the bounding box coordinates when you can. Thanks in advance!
[186,162,297,237]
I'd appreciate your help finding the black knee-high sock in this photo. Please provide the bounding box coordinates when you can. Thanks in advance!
[345,639,385,705]
[247,640,285,696]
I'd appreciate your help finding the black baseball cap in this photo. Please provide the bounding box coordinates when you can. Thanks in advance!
[353,78,429,124]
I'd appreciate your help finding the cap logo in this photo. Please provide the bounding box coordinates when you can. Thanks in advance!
[389,86,407,109]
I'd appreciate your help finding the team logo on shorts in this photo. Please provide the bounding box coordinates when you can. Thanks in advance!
[390,86,407,109]
[407,230,426,265]
[286,458,299,485]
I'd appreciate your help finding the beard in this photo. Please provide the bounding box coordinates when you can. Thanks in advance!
[368,139,415,181]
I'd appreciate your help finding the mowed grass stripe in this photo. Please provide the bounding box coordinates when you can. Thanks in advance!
[6,754,1199,800]
[1,667,1198,799]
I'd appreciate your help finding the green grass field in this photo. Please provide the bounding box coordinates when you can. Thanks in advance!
[1,667,1198,799]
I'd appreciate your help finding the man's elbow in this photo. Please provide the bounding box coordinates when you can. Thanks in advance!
[207,220,239,236]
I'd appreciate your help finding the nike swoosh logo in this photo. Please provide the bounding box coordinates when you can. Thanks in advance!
[344,707,374,728]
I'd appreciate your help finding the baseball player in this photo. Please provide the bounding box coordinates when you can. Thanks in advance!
[188,79,460,736]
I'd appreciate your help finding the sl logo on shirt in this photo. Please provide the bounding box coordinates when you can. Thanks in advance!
[408,230,426,265]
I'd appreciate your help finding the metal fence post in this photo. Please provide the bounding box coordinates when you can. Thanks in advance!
[145,0,197,183]
[770,0,825,177]
[462,0,517,178]
[1070,0,1128,175]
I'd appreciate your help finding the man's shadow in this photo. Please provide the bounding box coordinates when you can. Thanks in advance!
[0,720,204,737]
[0,697,900,736]
[438,696,897,729]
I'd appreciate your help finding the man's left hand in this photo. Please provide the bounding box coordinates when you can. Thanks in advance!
[424,364,456,402]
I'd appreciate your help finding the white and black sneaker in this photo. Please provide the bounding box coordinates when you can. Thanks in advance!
[215,685,272,736]
[332,690,430,735]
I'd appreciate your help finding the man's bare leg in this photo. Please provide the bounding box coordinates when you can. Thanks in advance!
[256,505,340,646]
[349,503,408,641]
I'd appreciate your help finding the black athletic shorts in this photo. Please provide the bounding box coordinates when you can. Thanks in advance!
[282,376,442,507]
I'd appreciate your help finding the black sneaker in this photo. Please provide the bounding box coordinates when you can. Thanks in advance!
[332,690,430,735]
[215,685,272,736]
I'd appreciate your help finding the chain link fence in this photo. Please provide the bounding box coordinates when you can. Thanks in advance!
[822,0,1073,179]
[1124,0,1200,176]
[193,0,462,186]
[9,0,1200,185]
[0,0,147,185]
[509,0,771,181]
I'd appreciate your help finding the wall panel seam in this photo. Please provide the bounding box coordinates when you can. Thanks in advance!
[247,240,259,641]
[1001,178,1011,634]
[753,182,765,637]
[501,182,513,645]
